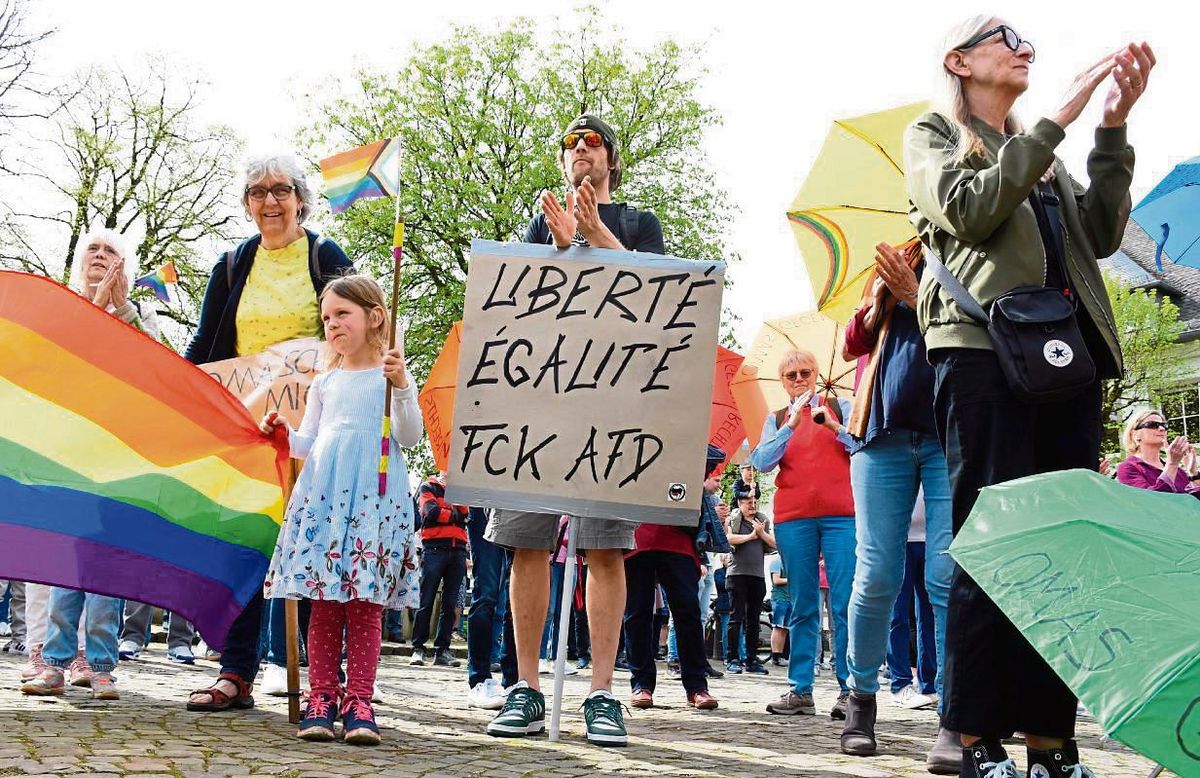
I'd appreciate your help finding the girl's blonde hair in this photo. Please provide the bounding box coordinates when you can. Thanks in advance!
[68,228,137,293]
[1122,409,1166,454]
[935,14,1026,165]
[320,274,391,366]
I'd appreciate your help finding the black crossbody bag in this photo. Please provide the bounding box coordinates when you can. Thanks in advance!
[925,182,1096,403]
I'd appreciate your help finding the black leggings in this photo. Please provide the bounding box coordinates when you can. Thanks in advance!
[726,574,766,663]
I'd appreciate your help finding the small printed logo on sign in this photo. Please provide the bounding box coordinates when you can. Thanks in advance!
[667,483,687,502]
[1043,339,1074,368]
[1030,765,1051,778]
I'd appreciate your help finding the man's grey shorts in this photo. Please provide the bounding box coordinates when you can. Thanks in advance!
[484,509,635,551]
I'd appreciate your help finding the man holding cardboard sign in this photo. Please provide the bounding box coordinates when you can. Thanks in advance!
[456,117,710,749]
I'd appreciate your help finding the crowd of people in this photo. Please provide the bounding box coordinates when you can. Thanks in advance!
[1,12,1171,778]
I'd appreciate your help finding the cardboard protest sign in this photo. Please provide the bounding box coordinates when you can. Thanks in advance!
[202,337,322,428]
[444,240,724,526]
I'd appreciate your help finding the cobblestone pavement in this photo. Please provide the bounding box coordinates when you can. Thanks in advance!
[0,648,1169,777]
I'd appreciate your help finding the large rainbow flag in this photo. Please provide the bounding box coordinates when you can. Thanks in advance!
[319,138,400,214]
[0,271,288,648]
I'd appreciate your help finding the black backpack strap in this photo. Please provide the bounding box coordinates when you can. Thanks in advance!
[309,234,328,279]
[223,249,237,290]
[619,205,641,251]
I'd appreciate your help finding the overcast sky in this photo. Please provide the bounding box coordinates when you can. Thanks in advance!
[27,0,1200,346]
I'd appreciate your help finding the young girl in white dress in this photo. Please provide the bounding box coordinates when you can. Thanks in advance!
[261,274,423,745]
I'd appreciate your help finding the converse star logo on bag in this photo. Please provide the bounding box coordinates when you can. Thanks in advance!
[1043,339,1074,368]
[1030,764,1051,778]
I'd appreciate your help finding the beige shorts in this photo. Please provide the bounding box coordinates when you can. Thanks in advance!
[484,509,635,551]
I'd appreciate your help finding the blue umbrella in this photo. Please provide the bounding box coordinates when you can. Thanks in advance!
[1132,156,1200,270]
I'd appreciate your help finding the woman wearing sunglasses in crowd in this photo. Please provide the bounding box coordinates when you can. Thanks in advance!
[749,350,860,721]
[904,13,1155,778]
[1116,411,1199,495]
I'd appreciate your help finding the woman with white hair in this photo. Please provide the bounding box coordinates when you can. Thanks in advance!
[904,14,1154,777]
[185,154,353,713]
[69,229,160,339]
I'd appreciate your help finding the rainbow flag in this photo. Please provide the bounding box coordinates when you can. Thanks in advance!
[319,138,400,214]
[0,271,288,649]
[134,260,178,302]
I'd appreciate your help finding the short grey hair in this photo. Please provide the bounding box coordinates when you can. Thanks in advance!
[241,154,314,224]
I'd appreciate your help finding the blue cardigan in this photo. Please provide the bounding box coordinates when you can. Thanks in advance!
[184,229,353,364]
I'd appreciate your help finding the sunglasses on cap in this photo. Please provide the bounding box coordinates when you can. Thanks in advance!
[1136,420,1168,431]
[562,131,606,151]
[782,369,814,382]
[955,25,1036,63]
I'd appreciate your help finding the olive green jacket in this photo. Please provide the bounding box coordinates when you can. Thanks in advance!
[903,112,1133,376]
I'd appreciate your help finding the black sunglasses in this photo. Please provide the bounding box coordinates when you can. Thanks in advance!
[956,25,1036,63]
[1136,420,1169,431]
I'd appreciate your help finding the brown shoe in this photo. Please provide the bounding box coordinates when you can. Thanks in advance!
[687,690,718,710]
[20,644,46,681]
[766,690,815,715]
[629,688,654,709]
[91,672,120,700]
[69,652,93,687]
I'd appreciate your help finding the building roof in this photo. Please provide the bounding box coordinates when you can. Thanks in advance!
[1098,219,1200,340]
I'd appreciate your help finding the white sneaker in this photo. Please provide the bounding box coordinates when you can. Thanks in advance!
[538,659,552,675]
[892,684,938,710]
[117,639,142,661]
[0,621,10,637]
[260,663,288,697]
[372,682,383,703]
[468,677,507,710]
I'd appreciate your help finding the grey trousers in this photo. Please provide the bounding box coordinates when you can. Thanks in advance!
[120,602,195,650]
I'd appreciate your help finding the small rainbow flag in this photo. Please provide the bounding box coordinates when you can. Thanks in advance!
[0,271,289,648]
[134,261,178,303]
[319,138,400,214]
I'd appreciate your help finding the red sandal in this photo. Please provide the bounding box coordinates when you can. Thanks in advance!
[187,672,255,712]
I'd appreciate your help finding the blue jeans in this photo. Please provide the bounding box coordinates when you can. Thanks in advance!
[845,431,952,702]
[43,588,121,672]
[411,543,468,651]
[467,508,516,688]
[775,516,857,694]
[260,597,310,667]
[540,561,566,660]
[888,541,937,695]
[667,562,714,661]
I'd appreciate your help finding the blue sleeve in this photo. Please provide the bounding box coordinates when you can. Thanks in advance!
[749,414,792,473]
[317,238,354,283]
[835,398,862,455]
[184,255,231,365]
[523,215,549,244]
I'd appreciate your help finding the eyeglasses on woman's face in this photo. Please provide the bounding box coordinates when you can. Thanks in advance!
[246,184,297,202]
[782,368,814,383]
[956,25,1036,63]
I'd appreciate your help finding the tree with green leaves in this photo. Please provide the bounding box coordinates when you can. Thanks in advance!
[1101,272,1188,453]
[295,9,733,386]
[0,60,242,343]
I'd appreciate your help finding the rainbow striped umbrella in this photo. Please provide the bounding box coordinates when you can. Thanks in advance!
[787,102,928,322]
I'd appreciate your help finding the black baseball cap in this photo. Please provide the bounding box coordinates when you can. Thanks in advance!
[705,443,727,476]
[561,114,618,149]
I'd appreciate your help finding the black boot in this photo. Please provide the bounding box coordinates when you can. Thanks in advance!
[839,692,877,756]
[1026,740,1089,778]
[961,740,1017,778]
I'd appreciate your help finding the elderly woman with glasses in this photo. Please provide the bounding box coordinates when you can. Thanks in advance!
[904,14,1154,777]
[1116,411,1198,495]
[184,154,352,713]
[749,349,859,721]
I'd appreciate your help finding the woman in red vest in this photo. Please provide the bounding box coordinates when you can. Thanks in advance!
[751,349,858,721]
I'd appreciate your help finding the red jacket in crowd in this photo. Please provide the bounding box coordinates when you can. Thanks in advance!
[416,476,469,546]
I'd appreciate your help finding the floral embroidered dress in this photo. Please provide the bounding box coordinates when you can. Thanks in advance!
[264,366,424,607]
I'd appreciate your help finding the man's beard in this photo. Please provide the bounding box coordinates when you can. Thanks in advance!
[571,163,607,190]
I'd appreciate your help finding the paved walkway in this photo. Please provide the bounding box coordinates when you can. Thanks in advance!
[0,649,1168,777]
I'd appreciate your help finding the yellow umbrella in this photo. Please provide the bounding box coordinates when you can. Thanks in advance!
[729,311,857,448]
[788,101,929,322]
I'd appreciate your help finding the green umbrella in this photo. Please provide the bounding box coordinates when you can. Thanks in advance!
[950,469,1200,778]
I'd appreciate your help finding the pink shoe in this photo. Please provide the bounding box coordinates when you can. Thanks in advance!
[20,644,45,682]
[69,652,93,687]
[21,666,65,696]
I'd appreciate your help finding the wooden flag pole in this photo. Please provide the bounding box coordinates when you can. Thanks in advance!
[378,164,404,496]
[283,459,302,723]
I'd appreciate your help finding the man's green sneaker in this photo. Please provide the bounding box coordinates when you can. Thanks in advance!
[581,689,628,746]
[486,681,546,737]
